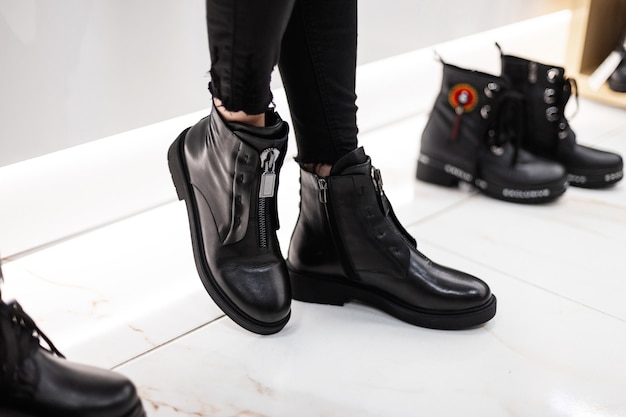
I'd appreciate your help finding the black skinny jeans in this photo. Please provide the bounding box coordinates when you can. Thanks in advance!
[206,0,358,164]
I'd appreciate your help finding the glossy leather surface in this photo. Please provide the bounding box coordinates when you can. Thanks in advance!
[176,107,291,329]
[0,352,144,417]
[288,147,493,312]
[0,297,144,417]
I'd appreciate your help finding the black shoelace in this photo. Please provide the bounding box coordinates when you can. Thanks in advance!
[0,297,65,384]
[486,88,526,166]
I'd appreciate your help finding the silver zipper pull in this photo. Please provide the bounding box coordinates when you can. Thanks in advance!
[317,178,328,203]
[259,148,280,198]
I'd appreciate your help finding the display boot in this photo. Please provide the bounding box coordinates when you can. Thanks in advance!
[417,61,568,203]
[608,29,626,93]
[288,147,497,330]
[500,49,624,188]
[168,105,291,335]
[0,266,145,417]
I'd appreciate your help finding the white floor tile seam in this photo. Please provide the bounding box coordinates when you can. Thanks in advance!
[110,314,227,371]
[414,232,626,325]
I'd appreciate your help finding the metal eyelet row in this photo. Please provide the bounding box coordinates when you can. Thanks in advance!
[547,68,560,83]
[481,82,500,120]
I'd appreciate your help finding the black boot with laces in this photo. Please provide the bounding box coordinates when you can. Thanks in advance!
[417,59,568,203]
[0,265,146,417]
[499,46,624,188]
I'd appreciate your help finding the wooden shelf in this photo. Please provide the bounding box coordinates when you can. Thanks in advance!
[566,0,626,108]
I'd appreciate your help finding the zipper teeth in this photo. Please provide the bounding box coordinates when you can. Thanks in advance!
[258,197,267,248]
[318,178,358,280]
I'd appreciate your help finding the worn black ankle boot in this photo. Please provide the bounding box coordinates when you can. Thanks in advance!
[608,29,626,93]
[500,49,624,188]
[417,61,568,203]
[287,147,496,330]
[168,105,291,335]
[0,270,145,417]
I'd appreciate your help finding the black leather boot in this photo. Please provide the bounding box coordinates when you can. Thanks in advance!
[0,268,145,417]
[168,105,291,335]
[608,29,626,93]
[288,147,496,330]
[500,49,624,188]
[417,61,568,203]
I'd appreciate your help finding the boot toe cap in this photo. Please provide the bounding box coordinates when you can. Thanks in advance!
[219,261,292,325]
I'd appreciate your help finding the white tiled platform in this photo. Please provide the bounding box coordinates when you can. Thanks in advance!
[2,11,626,417]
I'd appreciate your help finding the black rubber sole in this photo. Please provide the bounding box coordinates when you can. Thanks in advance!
[167,128,290,335]
[288,268,497,330]
[566,167,624,189]
[0,399,146,417]
[416,153,567,204]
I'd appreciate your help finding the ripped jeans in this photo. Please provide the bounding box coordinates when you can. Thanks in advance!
[206,0,358,164]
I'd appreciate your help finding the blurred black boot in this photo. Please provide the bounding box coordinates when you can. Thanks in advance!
[168,105,291,335]
[500,47,624,188]
[608,28,626,93]
[417,60,568,203]
[288,147,496,330]
[0,265,145,417]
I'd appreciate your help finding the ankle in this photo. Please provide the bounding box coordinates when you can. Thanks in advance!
[303,163,333,177]
[213,98,265,127]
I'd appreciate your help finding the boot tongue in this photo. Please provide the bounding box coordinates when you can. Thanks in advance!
[330,147,369,176]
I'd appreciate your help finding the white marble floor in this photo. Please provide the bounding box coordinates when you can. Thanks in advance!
[2,12,626,417]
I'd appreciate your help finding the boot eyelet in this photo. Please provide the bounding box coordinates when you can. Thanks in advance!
[558,130,568,140]
[559,122,567,130]
[480,105,491,119]
[483,82,499,98]
[236,174,244,184]
[546,107,559,122]
[490,145,504,156]
[544,88,556,104]
[547,68,560,83]
[488,129,496,138]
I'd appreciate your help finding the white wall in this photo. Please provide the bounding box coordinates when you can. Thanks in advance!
[0,0,209,167]
[0,0,560,167]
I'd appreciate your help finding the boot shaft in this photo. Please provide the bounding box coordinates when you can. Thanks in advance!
[289,148,415,282]
[421,62,515,178]
[500,53,576,156]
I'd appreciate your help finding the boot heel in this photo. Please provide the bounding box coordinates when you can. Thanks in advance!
[289,270,350,306]
[167,128,192,201]
[416,155,459,187]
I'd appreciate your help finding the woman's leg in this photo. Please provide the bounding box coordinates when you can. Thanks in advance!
[278,0,359,172]
[207,0,296,124]
[167,0,297,335]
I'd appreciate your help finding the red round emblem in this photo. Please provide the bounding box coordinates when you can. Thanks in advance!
[448,84,478,112]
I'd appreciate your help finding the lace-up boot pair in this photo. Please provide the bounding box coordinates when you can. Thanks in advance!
[417,52,623,200]
[417,59,568,203]
[0,265,145,417]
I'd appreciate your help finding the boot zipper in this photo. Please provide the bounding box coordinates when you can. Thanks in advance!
[317,177,358,280]
[258,148,280,249]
